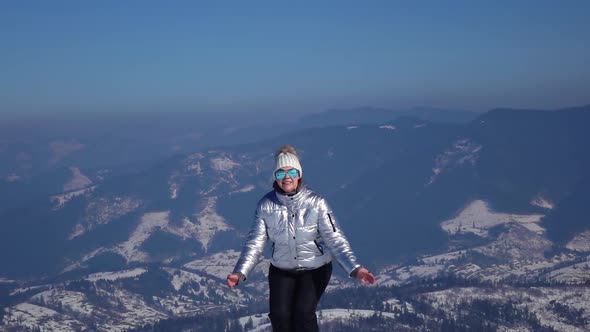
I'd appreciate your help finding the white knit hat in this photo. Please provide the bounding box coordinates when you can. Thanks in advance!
[275,152,302,178]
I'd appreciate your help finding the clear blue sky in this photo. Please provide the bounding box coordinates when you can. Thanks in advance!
[1,1,589,115]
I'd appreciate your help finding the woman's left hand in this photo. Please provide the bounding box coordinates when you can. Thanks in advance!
[355,267,376,285]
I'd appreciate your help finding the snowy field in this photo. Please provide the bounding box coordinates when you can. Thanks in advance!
[425,286,590,332]
[239,308,398,332]
[441,200,544,237]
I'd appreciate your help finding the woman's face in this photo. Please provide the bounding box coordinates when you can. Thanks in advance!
[275,167,300,193]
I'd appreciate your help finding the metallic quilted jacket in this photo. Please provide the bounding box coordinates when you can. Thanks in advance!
[233,185,360,280]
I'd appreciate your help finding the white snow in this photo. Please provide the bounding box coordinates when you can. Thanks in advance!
[116,211,170,262]
[166,196,233,250]
[170,181,178,199]
[86,268,147,282]
[197,154,247,194]
[427,139,481,185]
[70,196,142,239]
[239,309,398,332]
[168,152,208,198]
[98,199,232,263]
[187,152,205,160]
[192,196,233,246]
[71,198,234,268]
[319,308,397,321]
[160,267,250,312]
[61,247,109,273]
[419,250,467,265]
[51,185,96,209]
[230,184,256,194]
[441,200,545,237]
[545,263,590,284]
[12,302,58,317]
[239,312,271,331]
[473,224,552,261]
[9,285,47,296]
[566,230,590,252]
[104,289,168,330]
[183,250,270,284]
[14,286,168,331]
[184,250,242,279]
[152,294,206,316]
[425,286,590,332]
[187,162,202,174]
[451,263,483,278]
[376,261,449,287]
[86,196,142,226]
[381,240,578,284]
[383,298,413,312]
[32,289,95,317]
[210,156,240,172]
[396,264,447,283]
[69,223,86,239]
[3,303,77,332]
[443,250,578,284]
[165,268,205,291]
[2,302,87,332]
[63,166,93,192]
[519,221,546,234]
[531,195,555,209]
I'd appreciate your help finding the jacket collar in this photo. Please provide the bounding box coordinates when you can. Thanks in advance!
[275,181,308,207]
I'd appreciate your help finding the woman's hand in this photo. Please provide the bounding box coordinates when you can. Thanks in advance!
[354,267,376,286]
[227,273,240,288]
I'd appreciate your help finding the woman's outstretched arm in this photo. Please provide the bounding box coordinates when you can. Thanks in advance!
[228,211,267,287]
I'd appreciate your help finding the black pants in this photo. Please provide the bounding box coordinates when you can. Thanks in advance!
[268,262,332,332]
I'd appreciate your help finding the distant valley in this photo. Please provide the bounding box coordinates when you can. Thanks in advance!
[1,105,589,331]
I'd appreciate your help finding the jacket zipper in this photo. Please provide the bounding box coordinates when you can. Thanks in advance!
[314,240,324,255]
[327,213,336,232]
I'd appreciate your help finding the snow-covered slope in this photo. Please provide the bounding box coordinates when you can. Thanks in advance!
[441,200,544,237]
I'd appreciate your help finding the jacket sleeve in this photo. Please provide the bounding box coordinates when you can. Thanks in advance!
[232,206,268,280]
[317,198,360,276]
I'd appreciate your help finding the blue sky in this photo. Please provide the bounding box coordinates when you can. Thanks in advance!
[1,1,589,115]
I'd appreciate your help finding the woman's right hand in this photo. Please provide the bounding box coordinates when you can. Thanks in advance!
[353,267,376,286]
[227,273,240,288]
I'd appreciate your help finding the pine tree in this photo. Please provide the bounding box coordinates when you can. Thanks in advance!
[244,317,254,330]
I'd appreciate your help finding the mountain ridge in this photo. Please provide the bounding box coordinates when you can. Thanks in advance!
[1,104,589,331]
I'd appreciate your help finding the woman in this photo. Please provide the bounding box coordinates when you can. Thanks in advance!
[227,145,375,332]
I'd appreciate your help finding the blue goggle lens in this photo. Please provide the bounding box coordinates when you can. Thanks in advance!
[275,168,299,180]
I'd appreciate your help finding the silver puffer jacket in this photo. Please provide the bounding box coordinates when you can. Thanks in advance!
[233,185,360,280]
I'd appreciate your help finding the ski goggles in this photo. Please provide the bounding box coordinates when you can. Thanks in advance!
[274,168,300,180]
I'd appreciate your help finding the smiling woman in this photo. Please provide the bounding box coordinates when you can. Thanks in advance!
[273,146,303,194]
[227,144,375,332]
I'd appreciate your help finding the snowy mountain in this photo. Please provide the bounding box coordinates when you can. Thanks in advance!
[1,104,589,331]
[0,107,476,185]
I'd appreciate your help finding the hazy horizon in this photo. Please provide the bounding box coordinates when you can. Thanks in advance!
[1,1,589,116]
